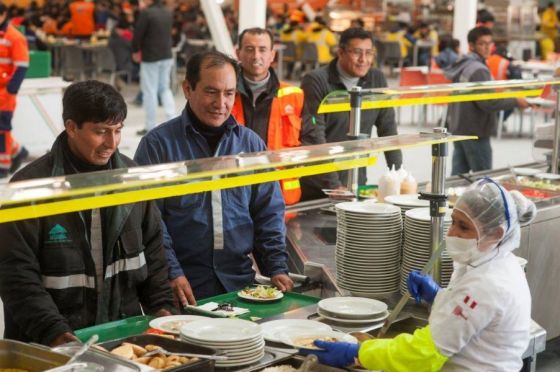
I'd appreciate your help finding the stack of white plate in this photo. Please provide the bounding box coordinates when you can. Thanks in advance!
[384,194,430,220]
[335,202,402,297]
[317,297,390,325]
[400,207,454,295]
[180,318,264,368]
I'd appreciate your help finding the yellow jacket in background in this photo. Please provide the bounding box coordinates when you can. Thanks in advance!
[541,7,558,40]
[280,26,307,60]
[305,23,337,64]
[386,30,412,58]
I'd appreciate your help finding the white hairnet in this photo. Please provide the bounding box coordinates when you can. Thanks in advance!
[454,178,536,252]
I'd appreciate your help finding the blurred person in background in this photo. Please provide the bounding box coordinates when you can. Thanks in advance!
[304,16,337,65]
[476,9,496,29]
[301,179,536,371]
[132,0,176,136]
[444,27,530,175]
[434,34,459,69]
[280,18,306,80]
[0,3,29,178]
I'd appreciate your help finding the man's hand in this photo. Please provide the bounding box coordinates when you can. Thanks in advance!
[49,332,79,347]
[271,273,294,292]
[132,52,141,64]
[154,308,172,317]
[516,97,530,110]
[170,276,196,307]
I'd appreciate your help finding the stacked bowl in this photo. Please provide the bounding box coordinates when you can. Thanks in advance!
[400,207,453,295]
[335,202,402,297]
[180,318,264,368]
[317,297,390,325]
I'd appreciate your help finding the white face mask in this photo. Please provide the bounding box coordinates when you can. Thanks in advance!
[445,236,487,265]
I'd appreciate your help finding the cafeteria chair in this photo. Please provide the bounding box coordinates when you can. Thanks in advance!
[398,67,428,125]
[94,47,131,90]
[60,45,94,81]
[380,40,403,77]
[280,41,299,80]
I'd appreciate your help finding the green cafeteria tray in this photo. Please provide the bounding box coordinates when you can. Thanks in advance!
[197,291,320,320]
[75,315,154,343]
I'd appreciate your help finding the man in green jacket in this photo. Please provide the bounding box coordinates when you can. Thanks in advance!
[0,80,175,346]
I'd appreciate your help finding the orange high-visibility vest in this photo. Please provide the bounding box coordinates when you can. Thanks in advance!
[487,54,510,81]
[69,1,95,36]
[232,82,304,205]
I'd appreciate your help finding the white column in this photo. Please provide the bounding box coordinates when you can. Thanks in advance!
[200,0,235,56]
[453,0,478,54]
[238,0,266,34]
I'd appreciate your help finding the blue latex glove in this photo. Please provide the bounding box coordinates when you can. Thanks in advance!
[299,340,360,368]
[407,271,440,304]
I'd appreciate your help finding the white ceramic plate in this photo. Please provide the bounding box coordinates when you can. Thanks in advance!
[149,315,209,335]
[513,167,541,176]
[317,309,390,324]
[237,286,284,302]
[180,318,262,342]
[385,194,430,207]
[280,330,357,350]
[318,297,388,318]
[405,208,452,222]
[336,202,401,215]
[536,172,560,180]
[260,319,332,343]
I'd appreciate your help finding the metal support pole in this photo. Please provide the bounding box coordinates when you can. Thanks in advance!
[347,86,362,192]
[552,85,560,174]
[429,127,448,284]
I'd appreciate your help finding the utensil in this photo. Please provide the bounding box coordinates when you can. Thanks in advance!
[183,304,228,318]
[508,165,519,185]
[142,347,228,361]
[66,335,99,365]
[377,240,446,338]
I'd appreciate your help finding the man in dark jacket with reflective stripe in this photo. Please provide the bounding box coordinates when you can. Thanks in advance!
[300,27,403,200]
[0,81,175,346]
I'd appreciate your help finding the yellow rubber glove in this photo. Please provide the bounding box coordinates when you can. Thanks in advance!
[359,326,448,372]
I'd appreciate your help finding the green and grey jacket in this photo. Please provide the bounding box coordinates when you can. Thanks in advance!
[0,132,174,345]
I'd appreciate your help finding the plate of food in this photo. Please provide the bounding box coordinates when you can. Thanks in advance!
[149,315,209,335]
[280,330,357,350]
[237,285,284,302]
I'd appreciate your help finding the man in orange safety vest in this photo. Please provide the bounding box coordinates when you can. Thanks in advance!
[232,28,321,205]
[0,4,29,178]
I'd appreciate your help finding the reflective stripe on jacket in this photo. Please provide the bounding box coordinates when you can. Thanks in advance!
[232,81,304,205]
[0,132,174,345]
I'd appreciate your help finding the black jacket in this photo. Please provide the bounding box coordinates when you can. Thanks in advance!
[132,3,173,62]
[0,133,174,345]
[300,58,403,199]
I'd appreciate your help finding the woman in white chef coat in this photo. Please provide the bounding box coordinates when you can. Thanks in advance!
[302,178,537,371]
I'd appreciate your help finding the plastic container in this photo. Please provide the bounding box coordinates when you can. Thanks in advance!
[75,315,154,343]
[400,173,418,194]
[26,50,52,78]
[378,166,400,202]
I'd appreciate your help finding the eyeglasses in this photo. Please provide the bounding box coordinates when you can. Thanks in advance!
[345,48,375,59]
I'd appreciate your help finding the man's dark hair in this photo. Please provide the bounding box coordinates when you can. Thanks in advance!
[548,2,555,8]
[477,9,495,24]
[238,27,274,49]
[467,26,492,44]
[0,4,7,15]
[62,80,127,128]
[185,51,238,90]
[339,27,374,49]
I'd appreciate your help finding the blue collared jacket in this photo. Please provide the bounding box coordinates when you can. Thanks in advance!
[134,108,288,299]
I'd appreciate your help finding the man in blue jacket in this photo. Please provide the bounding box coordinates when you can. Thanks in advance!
[134,51,293,304]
